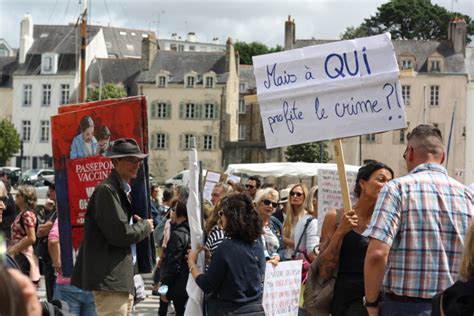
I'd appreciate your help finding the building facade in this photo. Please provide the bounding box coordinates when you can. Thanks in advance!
[158,32,225,52]
[137,39,239,183]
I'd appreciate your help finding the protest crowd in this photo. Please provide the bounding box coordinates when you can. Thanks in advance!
[1,124,474,316]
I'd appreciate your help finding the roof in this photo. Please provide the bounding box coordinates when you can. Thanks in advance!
[137,50,228,84]
[293,37,466,74]
[15,25,99,76]
[225,162,360,177]
[239,65,256,90]
[99,26,153,59]
[87,58,141,84]
[0,56,17,87]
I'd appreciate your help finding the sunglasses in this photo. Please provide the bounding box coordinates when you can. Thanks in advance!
[218,210,224,217]
[245,184,255,189]
[290,191,303,197]
[262,199,278,208]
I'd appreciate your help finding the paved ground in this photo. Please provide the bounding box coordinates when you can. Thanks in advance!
[37,273,175,315]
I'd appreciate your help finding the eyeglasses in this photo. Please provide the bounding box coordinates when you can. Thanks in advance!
[121,157,143,164]
[402,147,409,160]
[245,184,255,189]
[262,199,278,208]
[290,191,303,197]
[218,210,224,217]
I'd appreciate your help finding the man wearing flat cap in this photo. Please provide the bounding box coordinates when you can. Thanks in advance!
[72,138,154,315]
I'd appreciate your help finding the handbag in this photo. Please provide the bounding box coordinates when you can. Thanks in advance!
[304,209,343,316]
[292,217,314,284]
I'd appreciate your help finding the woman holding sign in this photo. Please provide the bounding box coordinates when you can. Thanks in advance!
[317,162,393,316]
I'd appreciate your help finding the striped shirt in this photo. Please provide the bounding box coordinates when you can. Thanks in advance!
[205,225,227,255]
[364,163,473,298]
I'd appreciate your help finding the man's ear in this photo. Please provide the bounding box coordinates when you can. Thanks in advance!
[440,151,446,164]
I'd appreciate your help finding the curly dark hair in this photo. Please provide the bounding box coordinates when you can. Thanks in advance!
[220,193,263,243]
[354,161,394,198]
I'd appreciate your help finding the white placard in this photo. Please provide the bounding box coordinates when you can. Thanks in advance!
[253,33,407,148]
[205,171,221,183]
[317,168,358,235]
[227,175,241,184]
[202,181,216,203]
[263,260,302,316]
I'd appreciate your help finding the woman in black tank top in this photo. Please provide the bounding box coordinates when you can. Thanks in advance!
[317,162,394,316]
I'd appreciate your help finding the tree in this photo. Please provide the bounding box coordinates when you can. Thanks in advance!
[341,0,473,42]
[234,41,283,65]
[285,141,330,163]
[87,83,127,102]
[0,119,21,166]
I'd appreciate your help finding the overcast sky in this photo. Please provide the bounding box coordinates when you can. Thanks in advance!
[1,0,473,49]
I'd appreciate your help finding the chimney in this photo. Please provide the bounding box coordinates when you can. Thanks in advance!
[448,17,467,56]
[186,32,197,43]
[141,32,157,71]
[171,33,178,40]
[284,15,295,51]
[212,37,219,45]
[19,14,34,64]
[225,37,233,72]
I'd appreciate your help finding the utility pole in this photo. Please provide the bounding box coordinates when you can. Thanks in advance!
[79,0,88,102]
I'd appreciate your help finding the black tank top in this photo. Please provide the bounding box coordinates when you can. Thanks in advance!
[338,230,369,278]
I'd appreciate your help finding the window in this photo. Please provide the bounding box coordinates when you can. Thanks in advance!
[22,120,31,142]
[205,76,214,88]
[401,85,410,106]
[189,45,196,51]
[401,59,413,69]
[158,75,167,87]
[23,84,32,106]
[399,129,406,144]
[42,84,51,106]
[238,124,246,140]
[183,134,195,149]
[365,133,376,143]
[152,133,167,150]
[203,135,214,150]
[178,44,185,52]
[204,103,216,119]
[239,83,246,92]
[239,99,246,114]
[430,85,440,107]
[60,84,70,104]
[430,60,441,72]
[40,120,50,142]
[170,43,177,51]
[185,103,196,118]
[151,102,170,119]
[43,56,52,72]
[186,76,195,88]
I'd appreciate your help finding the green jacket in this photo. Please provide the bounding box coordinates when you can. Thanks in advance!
[71,169,152,294]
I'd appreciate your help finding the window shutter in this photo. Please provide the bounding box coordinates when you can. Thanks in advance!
[212,135,217,150]
[392,131,399,145]
[214,103,219,119]
[165,133,169,149]
[179,102,184,119]
[150,133,156,150]
[151,102,156,119]
[376,133,383,144]
[167,103,172,119]
[198,103,203,119]
[179,134,184,150]
[196,135,202,150]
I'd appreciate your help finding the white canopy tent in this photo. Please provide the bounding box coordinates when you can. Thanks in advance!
[225,162,360,178]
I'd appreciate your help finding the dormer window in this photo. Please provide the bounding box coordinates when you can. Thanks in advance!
[401,58,413,70]
[158,75,167,87]
[156,71,170,88]
[186,75,196,88]
[41,52,59,75]
[203,72,216,88]
[429,59,442,72]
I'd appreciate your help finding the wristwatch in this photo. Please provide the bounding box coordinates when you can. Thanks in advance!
[363,296,379,308]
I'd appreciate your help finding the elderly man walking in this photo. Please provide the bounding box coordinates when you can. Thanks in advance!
[72,138,154,316]
[363,124,473,316]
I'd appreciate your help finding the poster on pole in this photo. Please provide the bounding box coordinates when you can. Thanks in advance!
[252,33,407,148]
[51,96,152,276]
[263,260,302,316]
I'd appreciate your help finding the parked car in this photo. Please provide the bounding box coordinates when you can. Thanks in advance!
[0,166,22,187]
[21,168,54,184]
[33,178,50,200]
[165,169,207,187]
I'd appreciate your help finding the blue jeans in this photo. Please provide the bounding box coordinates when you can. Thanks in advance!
[54,284,97,316]
[381,296,431,316]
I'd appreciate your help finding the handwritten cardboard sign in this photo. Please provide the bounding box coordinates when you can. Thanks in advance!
[253,33,407,148]
[263,260,302,316]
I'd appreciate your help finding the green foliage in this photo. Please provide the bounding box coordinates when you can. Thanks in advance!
[341,0,473,42]
[0,119,21,165]
[285,141,330,163]
[87,83,127,102]
[234,42,283,65]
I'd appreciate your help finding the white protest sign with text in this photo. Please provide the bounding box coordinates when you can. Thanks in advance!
[253,33,407,148]
[263,260,302,316]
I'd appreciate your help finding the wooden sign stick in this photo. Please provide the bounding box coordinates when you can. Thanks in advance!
[332,139,352,213]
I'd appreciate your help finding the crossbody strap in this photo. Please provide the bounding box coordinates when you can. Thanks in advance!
[292,217,314,258]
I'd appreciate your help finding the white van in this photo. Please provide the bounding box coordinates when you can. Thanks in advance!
[165,169,207,187]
